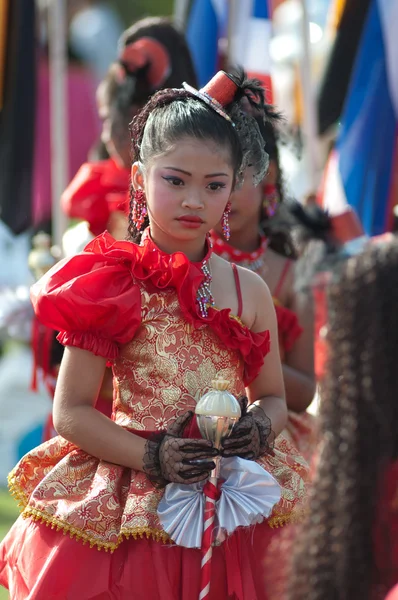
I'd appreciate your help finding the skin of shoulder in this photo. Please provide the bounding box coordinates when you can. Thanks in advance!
[211,253,275,332]
[235,264,276,333]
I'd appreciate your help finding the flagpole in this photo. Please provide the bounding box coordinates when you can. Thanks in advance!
[298,0,319,192]
[48,0,68,249]
[173,0,191,31]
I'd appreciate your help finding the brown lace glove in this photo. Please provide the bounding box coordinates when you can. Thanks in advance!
[221,398,273,460]
[143,411,219,488]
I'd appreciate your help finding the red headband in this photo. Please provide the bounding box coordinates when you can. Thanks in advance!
[183,71,238,124]
[118,37,171,89]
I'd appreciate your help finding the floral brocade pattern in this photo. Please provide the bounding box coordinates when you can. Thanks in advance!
[10,232,309,552]
[114,286,245,431]
[9,298,308,552]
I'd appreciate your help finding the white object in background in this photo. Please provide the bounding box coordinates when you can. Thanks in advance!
[0,346,51,484]
[48,0,68,250]
[62,221,94,257]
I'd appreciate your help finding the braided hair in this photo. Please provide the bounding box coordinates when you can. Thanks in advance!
[128,70,272,242]
[287,239,398,600]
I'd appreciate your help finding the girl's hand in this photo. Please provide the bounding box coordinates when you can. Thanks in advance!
[144,411,219,487]
[221,398,273,460]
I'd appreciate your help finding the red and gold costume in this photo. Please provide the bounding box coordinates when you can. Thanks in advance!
[212,230,317,462]
[61,158,130,236]
[0,232,308,600]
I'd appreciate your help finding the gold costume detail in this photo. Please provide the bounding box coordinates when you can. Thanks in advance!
[9,283,308,551]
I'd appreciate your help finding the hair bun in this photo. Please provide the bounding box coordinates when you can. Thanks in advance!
[118,38,171,88]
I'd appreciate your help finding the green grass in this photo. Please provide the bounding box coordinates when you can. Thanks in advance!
[0,487,19,600]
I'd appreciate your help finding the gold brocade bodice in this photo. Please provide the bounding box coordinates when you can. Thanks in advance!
[113,284,245,432]
[11,232,309,553]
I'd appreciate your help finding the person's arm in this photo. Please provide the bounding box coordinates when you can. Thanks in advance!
[245,273,287,437]
[53,346,147,470]
[284,275,316,413]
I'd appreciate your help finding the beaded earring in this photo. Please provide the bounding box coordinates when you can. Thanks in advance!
[132,189,148,231]
[263,185,279,218]
[222,201,231,241]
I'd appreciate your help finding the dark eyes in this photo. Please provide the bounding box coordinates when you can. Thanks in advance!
[162,177,226,191]
[207,182,226,191]
[162,176,184,186]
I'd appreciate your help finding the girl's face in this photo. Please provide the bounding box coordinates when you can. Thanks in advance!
[97,92,137,168]
[133,137,234,252]
[215,159,278,237]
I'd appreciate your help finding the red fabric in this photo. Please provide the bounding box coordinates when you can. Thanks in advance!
[274,303,303,354]
[203,480,222,502]
[0,516,281,600]
[30,232,270,384]
[61,159,130,236]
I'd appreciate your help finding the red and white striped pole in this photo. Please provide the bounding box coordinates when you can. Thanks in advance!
[199,477,221,600]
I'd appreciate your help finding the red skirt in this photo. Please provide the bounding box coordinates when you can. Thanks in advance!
[0,516,286,600]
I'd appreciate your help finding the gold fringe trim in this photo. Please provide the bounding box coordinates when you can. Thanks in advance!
[268,505,307,528]
[8,470,28,509]
[22,506,171,553]
[8,468,305,548]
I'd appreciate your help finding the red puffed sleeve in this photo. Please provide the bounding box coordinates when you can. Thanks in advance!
[61,159,130,236]
[30,250,141,360]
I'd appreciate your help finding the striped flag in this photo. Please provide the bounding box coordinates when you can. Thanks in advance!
[318,0,372,134]
[186,0,227,87]
[228,0,273,102]
[320,0,398,236]
[187,0,273,102]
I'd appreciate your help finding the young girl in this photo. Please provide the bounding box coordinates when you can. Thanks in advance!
[0,70,307,600]
[61,16,198,240]
[287,238,398,600]
[49,17,199,427]
[211,115,316,460]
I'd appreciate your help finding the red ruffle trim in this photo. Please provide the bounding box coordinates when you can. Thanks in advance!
[274,303,303,353]
[61,159,130,236]
[31,232,270,381]
[85,233,270,385]
[56,331,120,360]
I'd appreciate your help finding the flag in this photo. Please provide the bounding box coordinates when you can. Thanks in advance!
[186,0,227,87]
[0,0,36,234]
[228,0,273,102]
[186,0,273,102]
[317,0,372,134]
[320,0,398,237]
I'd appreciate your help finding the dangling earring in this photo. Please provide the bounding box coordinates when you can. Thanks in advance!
[222,201,231,241]
[132,189,147,231]
[263,185,279,218]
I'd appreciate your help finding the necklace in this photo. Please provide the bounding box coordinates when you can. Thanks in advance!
[211,230,268,274]
[141,228,215,318]
[196,255,215,318]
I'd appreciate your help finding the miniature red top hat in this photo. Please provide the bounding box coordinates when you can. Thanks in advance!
[183,71,238,124]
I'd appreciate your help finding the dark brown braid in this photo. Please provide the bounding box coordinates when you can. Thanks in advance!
[127,89,192,243]
[287,239,398,600]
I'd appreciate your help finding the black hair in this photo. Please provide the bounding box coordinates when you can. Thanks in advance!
[128,70,271,242]
[99,17,198,118]
[288,238,398,600]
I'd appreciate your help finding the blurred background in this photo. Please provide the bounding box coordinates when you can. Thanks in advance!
[0,2,396,587]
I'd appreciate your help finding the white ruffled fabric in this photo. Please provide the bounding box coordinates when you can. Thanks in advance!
[157,457,281,548]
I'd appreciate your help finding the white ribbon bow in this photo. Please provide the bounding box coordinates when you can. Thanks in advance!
[157,457,281,548]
